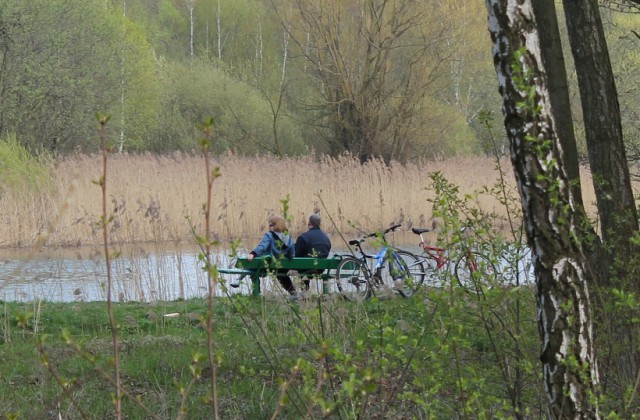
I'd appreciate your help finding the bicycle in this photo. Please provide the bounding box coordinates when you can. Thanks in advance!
[410,226,496,293]
[335,224,426,301]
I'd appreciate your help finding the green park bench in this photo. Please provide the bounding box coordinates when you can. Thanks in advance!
[218,255,344,297]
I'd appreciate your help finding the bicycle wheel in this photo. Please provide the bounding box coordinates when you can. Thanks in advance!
[419,255,444,289]
[335,256,371,301]
[454,252,496,293]
[384,250,426,298]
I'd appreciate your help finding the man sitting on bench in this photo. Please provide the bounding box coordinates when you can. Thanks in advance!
[295,214,332,291]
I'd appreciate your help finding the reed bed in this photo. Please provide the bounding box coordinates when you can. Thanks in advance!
[0,153,599,251]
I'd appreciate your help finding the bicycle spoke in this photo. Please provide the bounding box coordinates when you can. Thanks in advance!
[417,255,443,289]
[381,250,425,298]
[335,256,371,301]
[454,252,496,294]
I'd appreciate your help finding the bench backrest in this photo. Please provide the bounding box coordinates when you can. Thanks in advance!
[235,255,342,272]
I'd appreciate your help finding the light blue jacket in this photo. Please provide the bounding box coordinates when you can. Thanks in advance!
[250,231,294,259]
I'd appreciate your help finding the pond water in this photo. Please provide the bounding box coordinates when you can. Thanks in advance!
[0,243,534,303]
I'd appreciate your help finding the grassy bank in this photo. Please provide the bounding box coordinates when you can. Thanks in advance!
[1,285,545,418]
[0,153,599,249]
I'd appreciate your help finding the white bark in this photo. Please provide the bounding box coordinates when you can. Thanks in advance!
[118,0,126,153]
[256,21,263,80]
[189,0,195,60]
[485,0,600,417]
[281,25,290,89]
[217,0,222,59]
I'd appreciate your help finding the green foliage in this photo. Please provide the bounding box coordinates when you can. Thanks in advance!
[121,0,188,60]
[605,12,640,175]
[0,0,156,154]
[422,168,544,414]
[151,58,305,155]
[111,14,163,152]
[0,0,119,153]
[0,293,545,418]
[0,0,637,161]
[413,96,481,158]
[194,0,272,63]
[0,134,51,192]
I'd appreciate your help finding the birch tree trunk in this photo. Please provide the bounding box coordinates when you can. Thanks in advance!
[255,21,263,80]
[217,0,222,59]
[189,0,194,60]
[485,1,600,417]
[280,25,289,89]
[118,0,126,153]
[563,0,640,393]
[562,0,639,284]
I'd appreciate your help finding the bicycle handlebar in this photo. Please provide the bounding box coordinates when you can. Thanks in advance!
[365,224,402,239]
[412,226,469,235]
[388,224,402,232]
[349,224,401,258]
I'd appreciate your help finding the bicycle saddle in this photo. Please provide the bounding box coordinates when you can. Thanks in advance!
[411,227,432,234]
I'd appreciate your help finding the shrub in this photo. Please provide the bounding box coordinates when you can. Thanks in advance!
[0,133,51,193]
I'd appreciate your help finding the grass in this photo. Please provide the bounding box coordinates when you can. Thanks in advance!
[0,153,600,249]
[0,286,546,418]
[1,298,270,417]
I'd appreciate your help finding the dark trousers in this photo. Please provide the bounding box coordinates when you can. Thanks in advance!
[276,272,295,294]
[298,269,325,291]
[277,270,325,294]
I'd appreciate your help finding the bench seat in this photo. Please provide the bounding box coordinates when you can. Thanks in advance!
[219,255,344,296]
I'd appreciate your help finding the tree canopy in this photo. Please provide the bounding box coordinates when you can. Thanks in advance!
[0,0,637,162]
[0,0,500,158]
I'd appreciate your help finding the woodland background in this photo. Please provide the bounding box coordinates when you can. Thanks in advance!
[0,0,638,166]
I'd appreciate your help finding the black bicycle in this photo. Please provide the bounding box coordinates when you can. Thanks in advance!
[335,224,426,300]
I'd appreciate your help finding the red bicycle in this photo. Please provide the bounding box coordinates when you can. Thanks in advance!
[410,226,496,293]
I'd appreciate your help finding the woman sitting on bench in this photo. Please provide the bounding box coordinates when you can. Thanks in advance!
[247,215,296,296]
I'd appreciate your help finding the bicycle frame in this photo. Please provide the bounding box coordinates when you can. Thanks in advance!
[349,239,389,280]
[353,226,404,277]
[411,226,496,292]
[413,228,448,268]
[339,224,424,298]
[372,245,392,272]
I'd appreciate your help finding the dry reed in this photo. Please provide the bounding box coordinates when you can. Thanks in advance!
[0,153,600,251]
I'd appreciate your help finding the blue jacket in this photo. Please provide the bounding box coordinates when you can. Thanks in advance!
[295,227,331,258]
[250,231,294,259]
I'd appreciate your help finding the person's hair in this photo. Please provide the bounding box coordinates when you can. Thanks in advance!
[308,213,321,228]
[268,215,288,233]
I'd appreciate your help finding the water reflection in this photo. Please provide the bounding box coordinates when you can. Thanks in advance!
[0,242,534,303]
[0,247,255,302]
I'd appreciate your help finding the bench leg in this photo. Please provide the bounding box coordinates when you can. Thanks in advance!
[251,275,261,297]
